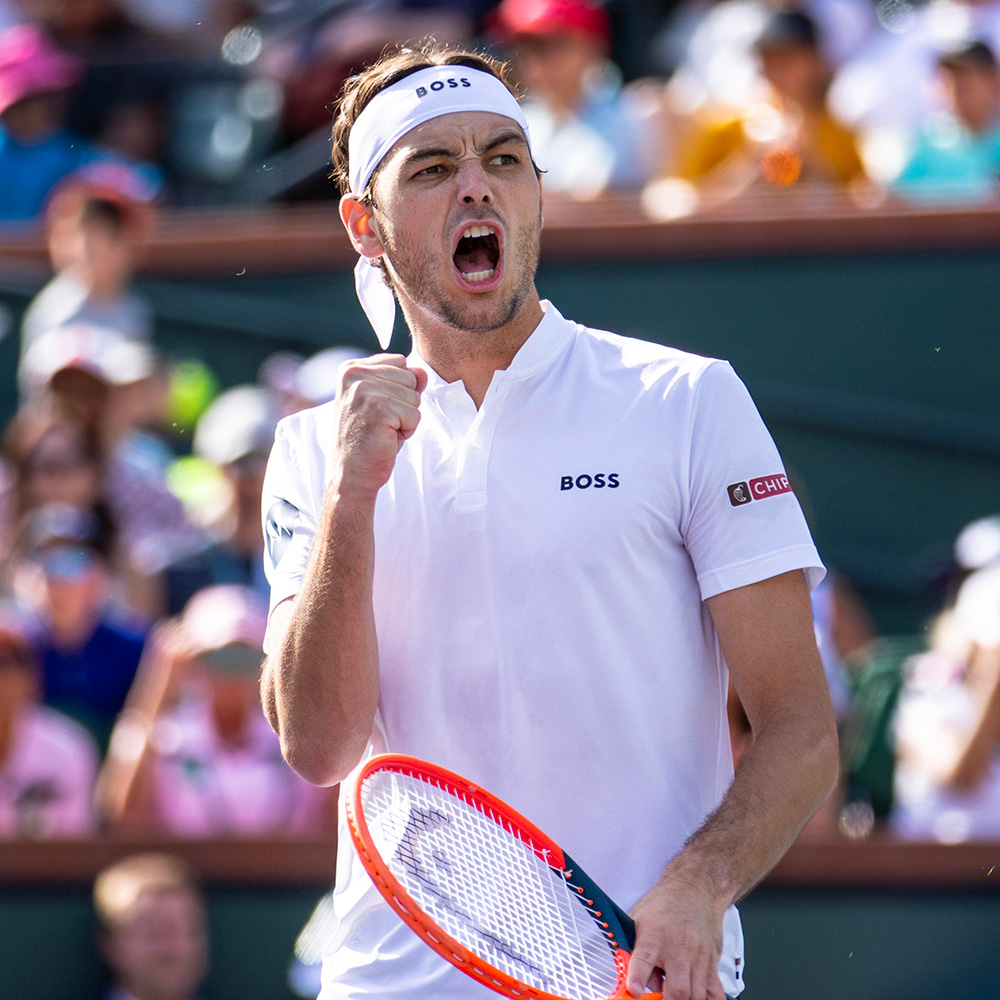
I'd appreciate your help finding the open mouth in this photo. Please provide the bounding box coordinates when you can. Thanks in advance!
[453,224,501,284]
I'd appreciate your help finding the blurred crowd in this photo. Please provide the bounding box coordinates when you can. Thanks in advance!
[1,120,1000,856]
[0,0,999,850]
[0,162,354,839]
[1,0,1000,225]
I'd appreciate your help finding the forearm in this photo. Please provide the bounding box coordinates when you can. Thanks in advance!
[266,475,381,786]
[670,706,839,906]
[942,663,1000,791]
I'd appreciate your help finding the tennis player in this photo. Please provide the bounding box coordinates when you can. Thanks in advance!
[260,44,838,1000]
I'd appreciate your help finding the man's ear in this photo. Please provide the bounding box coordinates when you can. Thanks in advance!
[339,194,385,259]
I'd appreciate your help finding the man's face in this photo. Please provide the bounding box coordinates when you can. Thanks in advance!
[105,888,208,1000]
[36,545,105,636]
[79,218,135,296]
[759,45,824,104]
[369,110,542,337]
[0,92,66,143]
[943,64,1000,133]
[514,33,602,112]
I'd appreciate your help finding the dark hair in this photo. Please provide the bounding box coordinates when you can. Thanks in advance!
[94,853,202,933]
[938,39,1000,74]
[329,43,520,199]
[79,197,129,235]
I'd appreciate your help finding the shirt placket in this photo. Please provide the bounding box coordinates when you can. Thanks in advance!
[435,378,511,522]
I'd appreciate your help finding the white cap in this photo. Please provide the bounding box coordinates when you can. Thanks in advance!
[23,323,156,390]
[193,385,279,467]
[295,346,365,406]
[955,515,1000,572]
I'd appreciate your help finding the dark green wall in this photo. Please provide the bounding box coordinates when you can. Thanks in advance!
[1,881,998,999]
[740,888,1000,998]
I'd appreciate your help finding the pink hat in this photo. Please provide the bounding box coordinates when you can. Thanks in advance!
[0,25,82,117]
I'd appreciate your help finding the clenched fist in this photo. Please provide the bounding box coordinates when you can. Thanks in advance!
[335,354,428,497]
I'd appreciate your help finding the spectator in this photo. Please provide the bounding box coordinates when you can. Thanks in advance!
[0,604,99,836]
[0,416,110,563]
[830,0,1000,143]
[660,0,876,114]
[93,852,209,1000]
[661,10,865,205]
[259,3,479,145]
[22,323,208,616]
[893,563,1000,841]
[0,24,95,222]
[98,585,334,835]
[893,40,1000,204]
[494,0,666,196]
[16,502,147,752]
[161,385,279,612]
[19,161,157,397]
[5,419,104,516]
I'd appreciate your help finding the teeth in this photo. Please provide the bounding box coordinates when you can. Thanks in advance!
[461,225,496,240]
[463,268,495,282]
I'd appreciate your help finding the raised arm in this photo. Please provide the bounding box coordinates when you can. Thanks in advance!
[627,568,840,999]
[260,356,426,787]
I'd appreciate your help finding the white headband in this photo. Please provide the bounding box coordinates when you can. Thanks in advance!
[347,65,531,349]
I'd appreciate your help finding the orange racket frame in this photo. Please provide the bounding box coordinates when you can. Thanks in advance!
[346,753,663,1000]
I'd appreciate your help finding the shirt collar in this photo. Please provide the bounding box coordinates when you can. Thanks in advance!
[411,300,574,395]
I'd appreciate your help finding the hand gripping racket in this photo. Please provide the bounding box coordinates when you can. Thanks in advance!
[346,753,663,1000]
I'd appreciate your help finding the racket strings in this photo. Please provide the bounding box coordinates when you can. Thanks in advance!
[360,769,622,999]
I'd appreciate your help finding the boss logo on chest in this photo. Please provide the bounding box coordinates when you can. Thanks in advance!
[560,473,620,491]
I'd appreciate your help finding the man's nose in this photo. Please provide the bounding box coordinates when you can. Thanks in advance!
[455,160,493,205]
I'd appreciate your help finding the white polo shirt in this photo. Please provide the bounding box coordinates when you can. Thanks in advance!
[261,301,824,999]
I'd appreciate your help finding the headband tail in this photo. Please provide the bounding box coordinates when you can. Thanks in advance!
[354,256,396,351]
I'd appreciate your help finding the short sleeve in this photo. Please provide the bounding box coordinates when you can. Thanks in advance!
[261,419,321,652]
[682,361,825,600]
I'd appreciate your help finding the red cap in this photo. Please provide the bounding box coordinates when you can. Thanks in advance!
[45,160,159,236]
[494,0,611,43]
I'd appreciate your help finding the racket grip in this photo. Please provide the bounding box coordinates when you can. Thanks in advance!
[610,898,637,949]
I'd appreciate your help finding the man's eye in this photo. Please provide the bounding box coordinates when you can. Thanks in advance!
[416,164,444,177]
[491,153,518,166]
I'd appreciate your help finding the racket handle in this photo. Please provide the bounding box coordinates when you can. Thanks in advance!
[610,898,637,949]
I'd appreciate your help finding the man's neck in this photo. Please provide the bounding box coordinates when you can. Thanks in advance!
[406,292,544,409]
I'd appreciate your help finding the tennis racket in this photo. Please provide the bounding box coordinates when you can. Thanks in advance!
[346,753,663,1000]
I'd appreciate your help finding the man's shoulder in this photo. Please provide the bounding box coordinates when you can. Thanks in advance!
[569,318,726,391]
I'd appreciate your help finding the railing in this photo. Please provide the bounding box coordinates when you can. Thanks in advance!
[1,833,999,889]
[2,198,1000,278]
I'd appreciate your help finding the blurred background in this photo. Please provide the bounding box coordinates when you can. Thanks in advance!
[1,0,999,998]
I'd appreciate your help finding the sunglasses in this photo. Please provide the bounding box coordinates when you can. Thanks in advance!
[200,642,262,674]
[36,546,98,581]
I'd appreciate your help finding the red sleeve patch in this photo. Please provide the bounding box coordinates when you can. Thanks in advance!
[728,474,791,507]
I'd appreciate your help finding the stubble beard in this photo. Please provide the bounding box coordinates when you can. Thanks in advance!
[382,212,542,336]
